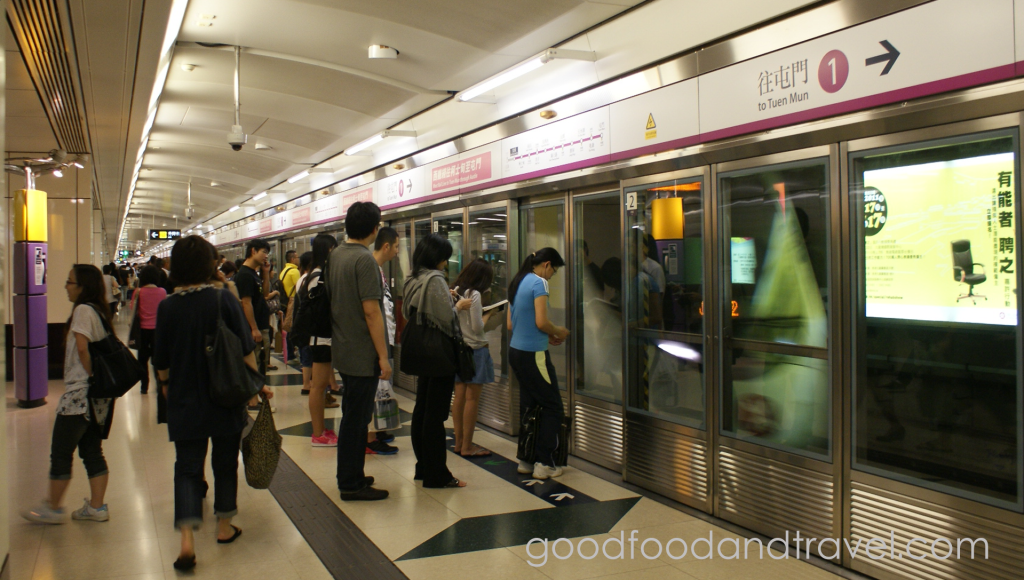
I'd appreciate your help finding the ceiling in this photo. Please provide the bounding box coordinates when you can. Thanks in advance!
[122,0,644,242]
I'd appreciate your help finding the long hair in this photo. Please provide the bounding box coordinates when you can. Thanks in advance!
[452,259,493,296]
[411,233,453,277]
[508,247,564,305]
[66,264,112,332]
[311,234,338,270]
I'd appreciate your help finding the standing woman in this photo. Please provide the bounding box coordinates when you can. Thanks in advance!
[451,259,496,457]
[130,265,167,395]
[403,234,468,488]
[508,248,569,479]
[152,236,273,571]
[102,265,120,315]
[304,234,340,447]
[23,265,114,524]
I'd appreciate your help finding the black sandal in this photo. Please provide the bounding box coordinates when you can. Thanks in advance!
[173,554,196,571]
[426,478,466,488]
[216,525,243,544]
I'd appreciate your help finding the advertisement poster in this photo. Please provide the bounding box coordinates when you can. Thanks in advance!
[864,152,1016,325]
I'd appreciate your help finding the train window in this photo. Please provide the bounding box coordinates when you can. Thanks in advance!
[851,130,1021,509]
[466,206,510,383]
[718,158,831,459]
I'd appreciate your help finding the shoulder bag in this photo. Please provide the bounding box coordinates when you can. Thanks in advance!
[400,306,457,377]
[242,398,282,489]
[86,305,144,399]
[127,294,142,349]
[206,289,264,408]
[290,268,331,348]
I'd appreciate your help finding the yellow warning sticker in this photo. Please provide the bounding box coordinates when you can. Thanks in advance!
[645,113,657,139]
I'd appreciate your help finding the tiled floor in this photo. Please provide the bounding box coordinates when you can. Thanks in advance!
[5,320,845,580]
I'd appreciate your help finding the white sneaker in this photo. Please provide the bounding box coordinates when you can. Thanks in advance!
[22,500,65,524]
[71,499,109,522]
[533,463,563,480]
[517,460,534,474]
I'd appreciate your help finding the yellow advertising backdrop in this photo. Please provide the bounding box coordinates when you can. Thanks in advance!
[864,152,1016,325]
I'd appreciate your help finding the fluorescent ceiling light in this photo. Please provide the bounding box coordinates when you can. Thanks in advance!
[229,205,240,212]
[52,169,63,178]
[252,192,267,201]
[287,170,310,183]
[344,130,417,156]
[457,48,595,102]
[73,162,84,169]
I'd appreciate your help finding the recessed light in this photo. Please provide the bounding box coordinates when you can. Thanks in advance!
[197,21,213,27]
[181,64,197,72]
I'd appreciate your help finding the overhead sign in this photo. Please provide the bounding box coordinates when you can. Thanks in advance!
[698,0,1016,141]
[502,107,609,180]
[148,229,181,240]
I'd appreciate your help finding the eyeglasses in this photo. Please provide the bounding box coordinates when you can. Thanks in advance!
[65,279,78,286]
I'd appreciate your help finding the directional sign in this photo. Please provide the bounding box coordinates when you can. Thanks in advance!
[698,0,1015,142]
[149,229,181,241]
[522,479,544,487]
[550,492,575,501]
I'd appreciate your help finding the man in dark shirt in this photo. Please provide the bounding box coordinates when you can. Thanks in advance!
[328,202,391,501]
[236,239,272,386]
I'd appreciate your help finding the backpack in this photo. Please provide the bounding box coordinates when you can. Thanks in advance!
[290,268,331,348]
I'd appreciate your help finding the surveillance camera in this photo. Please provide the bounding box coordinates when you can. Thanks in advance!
[227,124,247,151]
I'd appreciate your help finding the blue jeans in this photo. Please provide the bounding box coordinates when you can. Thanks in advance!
[174,433,241,529]
[336,373,378,492]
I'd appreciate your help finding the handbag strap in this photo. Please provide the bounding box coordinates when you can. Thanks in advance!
[85,304,114,337]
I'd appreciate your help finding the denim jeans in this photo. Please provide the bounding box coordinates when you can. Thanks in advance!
[336,373,378,492]
[173,432,242,529]
[510,348,564,468]
[49,414,107,480]
[411,375,456,486]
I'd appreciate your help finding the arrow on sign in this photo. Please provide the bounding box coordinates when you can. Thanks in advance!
[550,492,575,501]
[523,479,544,487]
[865,40,899,75]
[483,460,505,466]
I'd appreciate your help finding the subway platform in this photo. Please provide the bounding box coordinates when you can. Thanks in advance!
[5,322,852,580]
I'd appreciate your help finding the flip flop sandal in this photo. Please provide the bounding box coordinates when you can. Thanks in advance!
[173,555,196,571]
[217,525,243,544]
[461,448,492,457]
[443,478,466,488]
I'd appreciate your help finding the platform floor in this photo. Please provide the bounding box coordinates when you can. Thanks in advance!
[5,320,849,580]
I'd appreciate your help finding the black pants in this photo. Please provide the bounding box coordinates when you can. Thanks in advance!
[173,432,242,529]
[510,348,564,467]
[411,375,455,487]
[336,373,377,492]
[49,414,108,480]
[137,328,156,392]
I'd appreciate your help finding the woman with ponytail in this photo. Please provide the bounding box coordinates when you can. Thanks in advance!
[23,265,114,524]
[507,248,569,480]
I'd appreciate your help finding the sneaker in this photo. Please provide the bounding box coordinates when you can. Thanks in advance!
[533,463,563,480]
[376,432,395,444]
[339,486,389,501]
[71,499,109,522]
[22,500,65,524]
[517,460,534,474]
[324,429,337,440]
[311,433,337,447]
[366,440,398,455]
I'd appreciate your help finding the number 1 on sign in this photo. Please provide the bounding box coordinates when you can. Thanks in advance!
[828,57,836,86]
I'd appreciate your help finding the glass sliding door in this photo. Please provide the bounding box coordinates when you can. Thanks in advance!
[574,192,623,405]
[519,200,568,392]
[850,129,1022,510]
[466,204,510,383]
[718,156,832,459]
[433,212,464,283]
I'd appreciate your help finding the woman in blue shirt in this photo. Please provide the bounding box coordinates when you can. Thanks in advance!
[507,248,569,479]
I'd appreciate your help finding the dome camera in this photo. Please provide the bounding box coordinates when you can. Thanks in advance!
[227,124,247,151]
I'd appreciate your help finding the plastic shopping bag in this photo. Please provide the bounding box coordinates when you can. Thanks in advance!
[373,378,401,431]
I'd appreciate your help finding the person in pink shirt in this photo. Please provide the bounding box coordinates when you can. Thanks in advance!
[131,265,168,396]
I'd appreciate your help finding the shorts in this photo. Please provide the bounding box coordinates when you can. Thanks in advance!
[299,346,313,369]
[311,344,331,364]
[459,346,495,384]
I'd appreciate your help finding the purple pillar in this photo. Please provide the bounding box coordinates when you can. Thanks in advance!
[13,241,48,407]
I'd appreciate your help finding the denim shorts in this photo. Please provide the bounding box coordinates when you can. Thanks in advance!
[299,346,313,368]
[459,346,495,384]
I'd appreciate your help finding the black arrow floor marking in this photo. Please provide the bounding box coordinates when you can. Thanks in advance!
[865,40,900,75]
[396,497,640,561]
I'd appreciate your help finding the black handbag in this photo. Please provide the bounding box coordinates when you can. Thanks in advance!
[400,308,457,377]
[206,289,263,408]
[516,405,572,467]
[86,306,144,399]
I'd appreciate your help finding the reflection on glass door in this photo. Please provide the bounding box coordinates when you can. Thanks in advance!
[575,193,623,404]
[624,179,705,426]
[434,213,464,283]
[718,157,831,459]
[520,201,568,391]
[851,130,1021,509]
[466,206,510,381]
[391,221,412,342]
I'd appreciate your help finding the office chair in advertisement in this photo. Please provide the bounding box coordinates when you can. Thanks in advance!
[951,240,986,304]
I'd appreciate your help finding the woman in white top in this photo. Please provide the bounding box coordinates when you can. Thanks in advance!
[102,264,120,314]
[451,259,498,457]
[23,264,114,524]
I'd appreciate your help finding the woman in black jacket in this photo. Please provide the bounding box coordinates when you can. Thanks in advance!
[153,236,272,571]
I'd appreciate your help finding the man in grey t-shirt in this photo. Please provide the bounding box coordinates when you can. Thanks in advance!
[328,201,391,501]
